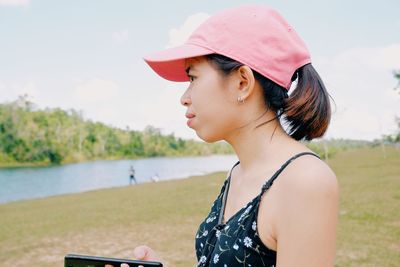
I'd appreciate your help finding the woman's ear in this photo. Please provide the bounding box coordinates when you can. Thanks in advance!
[234,65,256,102]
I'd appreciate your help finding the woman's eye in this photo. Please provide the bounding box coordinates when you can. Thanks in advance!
[188,75,196,82]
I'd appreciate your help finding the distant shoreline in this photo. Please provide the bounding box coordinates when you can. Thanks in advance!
[0,153,235,169]
[0,154,239,204]
[0,169,226,206]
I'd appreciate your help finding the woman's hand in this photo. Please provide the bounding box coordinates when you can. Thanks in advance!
[105,245,165,267]
[131,245,163,262]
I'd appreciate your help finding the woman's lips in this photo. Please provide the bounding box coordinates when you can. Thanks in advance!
[185,113,195,127]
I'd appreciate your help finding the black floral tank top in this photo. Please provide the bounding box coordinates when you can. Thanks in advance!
[195,152,320,266]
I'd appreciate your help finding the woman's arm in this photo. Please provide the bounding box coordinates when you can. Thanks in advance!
[276,161,339,267]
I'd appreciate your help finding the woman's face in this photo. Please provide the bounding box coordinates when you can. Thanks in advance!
[181,57,240,142]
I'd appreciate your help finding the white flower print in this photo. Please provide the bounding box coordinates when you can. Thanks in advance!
[238,205,253,221]
[206,216,217,223]
[216,230,221,238]
[245,205,253,213]
[213,254,219,263]
[252,221,257,231]
[244,237,253,248]
[199,255,207,264]
[200,242,203,248]
[233,243,239,250]
[202,230,208,236]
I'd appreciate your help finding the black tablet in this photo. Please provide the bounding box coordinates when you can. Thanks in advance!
[65,254,163,267]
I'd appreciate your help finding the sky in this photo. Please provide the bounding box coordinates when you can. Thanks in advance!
[0,0,399,141]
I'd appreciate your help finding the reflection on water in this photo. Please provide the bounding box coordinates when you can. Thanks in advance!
[0,155,238,204]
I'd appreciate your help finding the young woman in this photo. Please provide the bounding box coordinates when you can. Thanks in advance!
[130,5,339,267]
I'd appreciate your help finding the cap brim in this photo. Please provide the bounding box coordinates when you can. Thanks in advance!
[143,43,215,82]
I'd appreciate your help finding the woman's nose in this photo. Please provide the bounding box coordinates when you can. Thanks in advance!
[180,88,191,106]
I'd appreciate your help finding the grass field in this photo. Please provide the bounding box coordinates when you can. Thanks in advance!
[0,146,399,266]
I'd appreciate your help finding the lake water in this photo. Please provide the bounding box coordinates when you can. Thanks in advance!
[0,155,238,204]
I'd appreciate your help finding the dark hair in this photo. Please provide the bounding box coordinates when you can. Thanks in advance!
[205,54,332,141]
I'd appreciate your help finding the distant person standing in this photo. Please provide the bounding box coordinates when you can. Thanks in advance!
[129,165,137,185]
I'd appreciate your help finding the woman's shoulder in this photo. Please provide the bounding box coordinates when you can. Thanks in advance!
[277,150,338,194]
[270,152,339,265]
[274,151,339,217]
[256,149,339,253]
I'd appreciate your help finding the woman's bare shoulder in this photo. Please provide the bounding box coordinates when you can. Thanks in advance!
[279,153,339,218]
[271,154,339,266]
[278,153,338,198]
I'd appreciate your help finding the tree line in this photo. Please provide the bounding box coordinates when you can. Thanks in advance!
[0,96,233,166]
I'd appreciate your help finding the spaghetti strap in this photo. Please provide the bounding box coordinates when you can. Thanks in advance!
[220,160,240,192]
[228,161,240,180]
[218,160,240,225]
[261,152,320,194]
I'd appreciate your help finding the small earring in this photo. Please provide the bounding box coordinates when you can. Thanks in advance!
[237,96,245,104]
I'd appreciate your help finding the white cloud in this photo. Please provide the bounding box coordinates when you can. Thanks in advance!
[74,78,119,104]
[0,80,40,103]
[112,29,130,44]
[167,12,210,47]
[0,0,29,6]
[314,43,400,140]
[0,80,5,92]
[13,81,39,98]
[329,44,400,71]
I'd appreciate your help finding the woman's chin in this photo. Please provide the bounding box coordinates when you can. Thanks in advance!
[196,131,222,143]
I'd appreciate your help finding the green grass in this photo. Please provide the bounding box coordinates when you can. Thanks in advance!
[0,146,399,266]
[329,146,400,266]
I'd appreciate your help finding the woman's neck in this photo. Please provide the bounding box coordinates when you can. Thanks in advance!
[225,112,297,175]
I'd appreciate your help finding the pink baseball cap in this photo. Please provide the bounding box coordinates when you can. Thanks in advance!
[143,5,311,90]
